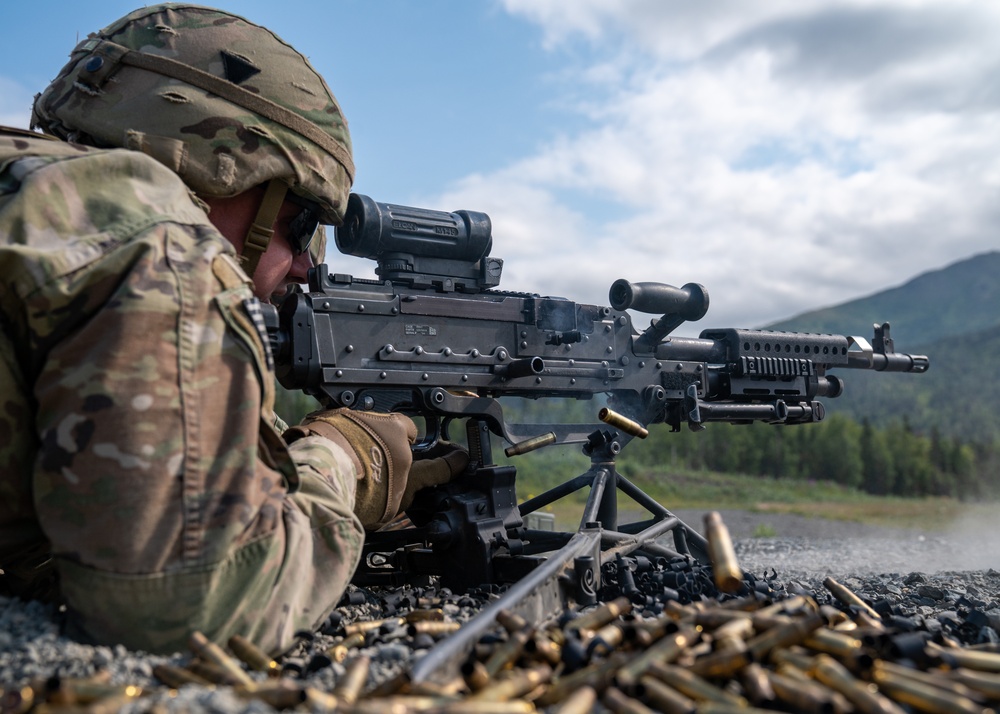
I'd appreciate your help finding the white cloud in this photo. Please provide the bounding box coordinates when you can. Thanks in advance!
[431,0,1000,331]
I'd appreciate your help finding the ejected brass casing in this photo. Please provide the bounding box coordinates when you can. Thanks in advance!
[329,631,367,663]
[484,628,532,677]
[537,652,628,706]
[438,701,536,713]
[703,512,742,594]
[189,631,254,686]
[747,612,825,660]
[639,675,697,714]
[333,655,370,706]
[186,659,240,685]
[568,596,632,632]
[928,641,1000,673]
[824,577,881,622]
[505,432,557,457]
[305,687,340,712]
[0,686,34,714]
[47,680,143,706]
[235,679,308,709]
[803,628,868,663]
[873,661,988,706]
[552,685,598,714]
[463,659,491,692]
[766,669,846,714]
[228,634,280,676]
[615,628,698,689]
[812,654,906,714]
[951,667,1000,699]
[152,663,214,688]
[496,609,529,634]
[524,631,563,666]
[346,694,453,713]
[739,662,776,706]
[602,685,657,714]
[689,646,752,679]
[694,608,753,630]
[646,661,748,707]
[409,620,463,637]
[469,664,551,702]
[871,664,986,714]
[344,616,405,636]
[770,646,816,672]
[406,608,446,623]
[598,408,650,439]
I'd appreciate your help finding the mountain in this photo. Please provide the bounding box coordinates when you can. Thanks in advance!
[765,251,1000,347]
[764,251,1000,443]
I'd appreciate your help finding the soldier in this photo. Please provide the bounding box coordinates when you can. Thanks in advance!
[0,4,466,654]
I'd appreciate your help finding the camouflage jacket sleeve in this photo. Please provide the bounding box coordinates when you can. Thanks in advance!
[0,138,364,655]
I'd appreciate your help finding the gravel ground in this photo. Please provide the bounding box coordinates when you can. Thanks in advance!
[1,510,998,712]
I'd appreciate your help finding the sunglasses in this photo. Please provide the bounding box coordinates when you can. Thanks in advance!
[285,192,321,255]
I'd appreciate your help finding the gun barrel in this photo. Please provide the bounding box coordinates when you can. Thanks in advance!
[847,352,930,373]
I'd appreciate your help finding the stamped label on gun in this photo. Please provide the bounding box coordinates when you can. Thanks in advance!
[405,324,437,336]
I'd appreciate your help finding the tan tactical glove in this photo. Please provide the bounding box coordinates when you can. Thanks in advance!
[286,409,417,530]
[402,442,470,513]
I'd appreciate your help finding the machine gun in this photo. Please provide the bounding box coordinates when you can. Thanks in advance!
[263,193,927,656]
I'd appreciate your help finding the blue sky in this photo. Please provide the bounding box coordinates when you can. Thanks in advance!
[2,1,998,330]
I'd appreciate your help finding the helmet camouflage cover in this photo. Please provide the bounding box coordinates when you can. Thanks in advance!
[31,3,353,236]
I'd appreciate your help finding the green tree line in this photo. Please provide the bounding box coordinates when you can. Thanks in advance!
[276,386,998,501]
[618,414,997,500]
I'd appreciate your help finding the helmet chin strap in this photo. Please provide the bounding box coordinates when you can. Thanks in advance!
[240,178,288,279]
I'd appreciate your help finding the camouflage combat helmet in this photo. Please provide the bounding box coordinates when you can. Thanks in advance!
[31,3,351,272]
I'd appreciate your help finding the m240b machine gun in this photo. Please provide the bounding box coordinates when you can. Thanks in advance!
[263,193,928,633]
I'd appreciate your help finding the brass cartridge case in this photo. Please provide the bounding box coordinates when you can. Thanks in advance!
[812,654,906,714]
[538,652,628,706]
[615,628,698,689]
[329,631,367,663]
[747,612,825,661]
[484,628,532,677]
[439,701,536,713]
[599,408,650,439]
[871,665,986,714]
[505,431,557,457]
[951,667,1000,700]
[873,661,988,705]
[804,628,873,670]
[567,596,632,633]
[405,608,447,623]
[463,659,492,693]
[703,512,742,594]
[305,687,340,712]
[755,594,818,619]
[189,631,254,686]
[47,680,143,707]
[693,608,753,630]
[603,685,657,714]
[690,647,752,679]
[645,662,748,707]
[552,685,597,714]
[770,645,816,672]
[928,641,1000,673]
[739,662,776,706]
[333,655,370,706]
[469,664,551,702]
[496,609,529,634]
[235,679,307,709]
[344,617,405,636]
[766,669,844,714]
[408,620,462,637]
[186,659,240,685]
[824,578,881,622]
[525,631,563,666]
[0,685,34,714]
[228,634,280,676]
[639,675,697,714]
[152,663,214,688]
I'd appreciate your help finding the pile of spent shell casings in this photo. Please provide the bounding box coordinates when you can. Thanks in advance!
[4,511,1000,713]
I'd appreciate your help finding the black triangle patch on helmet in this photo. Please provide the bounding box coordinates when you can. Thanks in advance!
[221,51,261,85]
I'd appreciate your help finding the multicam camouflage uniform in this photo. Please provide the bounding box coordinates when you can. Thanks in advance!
[0,4,366,656]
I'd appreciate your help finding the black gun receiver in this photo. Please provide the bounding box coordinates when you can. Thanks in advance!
[263,194,928,596]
